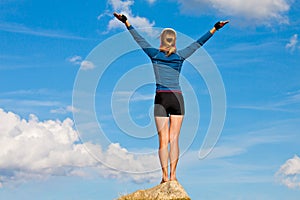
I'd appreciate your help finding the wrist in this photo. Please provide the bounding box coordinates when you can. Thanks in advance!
[125,21,131,28]
[210,27,217,34]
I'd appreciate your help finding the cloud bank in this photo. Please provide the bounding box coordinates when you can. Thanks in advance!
[276,155,300,189]
[176,0,293,25]
[99,0,293,32]
[0,108,159,187]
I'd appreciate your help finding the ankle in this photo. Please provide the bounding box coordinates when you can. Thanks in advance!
[170,174,177,181]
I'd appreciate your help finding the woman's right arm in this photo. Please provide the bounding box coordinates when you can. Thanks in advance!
[113,12,158,57]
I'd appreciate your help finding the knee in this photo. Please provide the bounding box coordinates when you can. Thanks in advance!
[169,133,179,144]
[159,135,169,147]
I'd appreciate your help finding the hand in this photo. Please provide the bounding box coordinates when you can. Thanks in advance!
[113,12,128,23]
[214,20,229,30]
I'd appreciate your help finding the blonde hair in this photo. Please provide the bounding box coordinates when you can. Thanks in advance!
[159,28,177,57]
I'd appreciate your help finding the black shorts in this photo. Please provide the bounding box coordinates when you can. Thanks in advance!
[154,91,185,117]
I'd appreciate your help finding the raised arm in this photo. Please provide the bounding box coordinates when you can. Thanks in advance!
[113,12,158,57]
[178,20,229,59]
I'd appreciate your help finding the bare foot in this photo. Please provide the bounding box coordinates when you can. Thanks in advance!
[160,178,169,184]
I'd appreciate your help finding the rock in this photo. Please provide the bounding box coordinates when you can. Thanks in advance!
[117,180,191,200]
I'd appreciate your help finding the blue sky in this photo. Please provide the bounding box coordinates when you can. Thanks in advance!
[1,0,300,199]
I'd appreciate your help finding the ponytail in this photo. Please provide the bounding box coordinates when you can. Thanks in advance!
[159,28,177,57]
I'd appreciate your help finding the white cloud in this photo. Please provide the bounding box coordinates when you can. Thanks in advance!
[110,0,134,12]
[66,105,79,113]
[286,34,298,52]
[131,93,154,102]
[0,108,159,187]
[276,155,300,189]
[200,146,245,160]
[145,0,156,4]
[0,22,86,40]
[113,90,154,102]
[1,89,55,96]
[197,118,298,160]
[50,105,79,114]
[68,55,82,65]
[177,0,292,25]
[67,55,95,70]
[99,0,155,35]
[81,60,95,70]
[0,99,61,107]
[232,89,300,112]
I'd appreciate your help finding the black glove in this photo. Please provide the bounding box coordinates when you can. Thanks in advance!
[113,13,127,23]
[214,20,229,30]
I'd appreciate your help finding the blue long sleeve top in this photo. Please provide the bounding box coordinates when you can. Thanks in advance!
[127,25,213,92]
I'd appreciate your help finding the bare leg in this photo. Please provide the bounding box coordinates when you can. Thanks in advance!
[155,116,170,183]
[169,115,184,181]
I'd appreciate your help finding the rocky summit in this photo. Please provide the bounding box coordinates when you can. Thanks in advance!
[117,180,191,200]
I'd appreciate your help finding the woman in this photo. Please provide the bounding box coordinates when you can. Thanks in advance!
[114,12,228,183]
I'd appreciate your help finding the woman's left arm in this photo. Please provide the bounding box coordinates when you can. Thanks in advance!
[178,20,229,59]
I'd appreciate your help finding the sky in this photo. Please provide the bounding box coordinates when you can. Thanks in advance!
[0,0,300,199]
